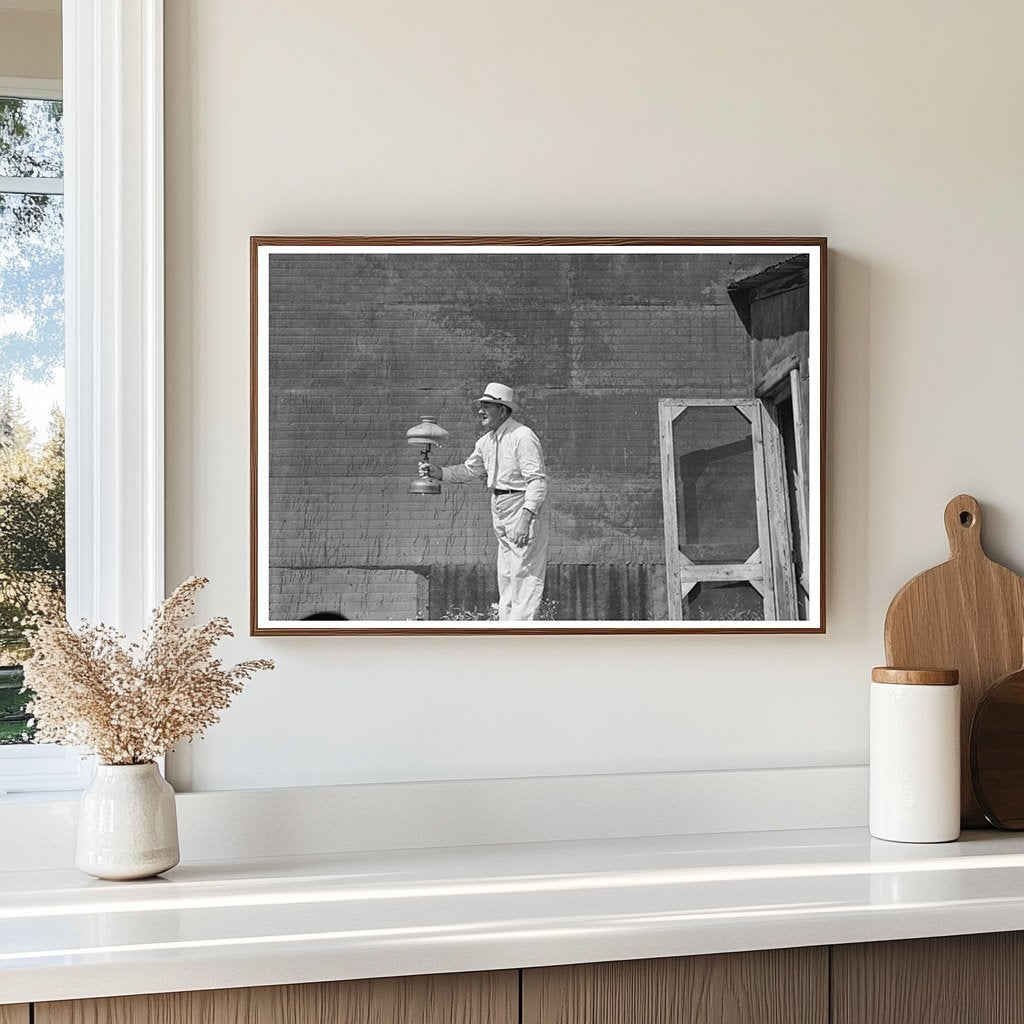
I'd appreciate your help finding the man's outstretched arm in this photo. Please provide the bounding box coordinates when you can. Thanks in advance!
[420,439,486,483]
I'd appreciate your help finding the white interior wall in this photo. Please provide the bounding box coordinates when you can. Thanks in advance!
[163,0,1024,792]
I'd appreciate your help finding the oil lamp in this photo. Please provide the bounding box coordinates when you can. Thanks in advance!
[406,416,450,495]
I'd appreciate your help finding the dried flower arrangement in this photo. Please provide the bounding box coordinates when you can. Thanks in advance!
[22,577,273,765]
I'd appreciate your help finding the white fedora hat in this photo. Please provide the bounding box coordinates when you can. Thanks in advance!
[476,382,518,414]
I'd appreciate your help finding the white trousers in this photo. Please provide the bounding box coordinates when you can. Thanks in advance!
[491,492,550,621]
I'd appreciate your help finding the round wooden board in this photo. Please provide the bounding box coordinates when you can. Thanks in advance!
[971,664,1024,829]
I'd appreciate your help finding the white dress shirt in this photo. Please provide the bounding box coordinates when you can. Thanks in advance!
[441,417,548,514]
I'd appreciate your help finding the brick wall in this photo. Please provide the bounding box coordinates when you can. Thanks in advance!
[267,251,782,621]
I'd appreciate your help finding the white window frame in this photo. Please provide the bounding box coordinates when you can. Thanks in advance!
[0,0,164,797]
[0,76,64,190]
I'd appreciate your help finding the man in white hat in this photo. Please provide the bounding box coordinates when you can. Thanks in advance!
[420,383,550,621]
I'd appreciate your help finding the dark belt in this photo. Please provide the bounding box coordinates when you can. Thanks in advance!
[492,488,524,496]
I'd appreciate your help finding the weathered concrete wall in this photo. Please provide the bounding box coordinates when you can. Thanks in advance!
[272,567,425,621]
[268,251,779,620]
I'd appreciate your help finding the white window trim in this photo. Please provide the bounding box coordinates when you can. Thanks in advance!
[63,0,164,632]
[0,2,165,797]
[0,175,64,195]
[0,743,92,795]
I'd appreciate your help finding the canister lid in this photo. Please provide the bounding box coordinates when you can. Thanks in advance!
[871,667,959,686]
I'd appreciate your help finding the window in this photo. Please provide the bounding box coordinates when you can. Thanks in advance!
[0,3,166,798]
[0,89,65,729]
[0,80,82,794]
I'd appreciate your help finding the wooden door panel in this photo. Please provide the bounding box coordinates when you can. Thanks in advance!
[0,1006,30,1024]
[523,948,827,1024]
[658,397,776,622]
[832,933,1024,1024]
[36,971,518,1024]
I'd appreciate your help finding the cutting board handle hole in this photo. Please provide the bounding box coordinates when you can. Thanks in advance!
[960,511,974,527]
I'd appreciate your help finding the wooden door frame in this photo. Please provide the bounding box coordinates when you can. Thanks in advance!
[756,360,810,612]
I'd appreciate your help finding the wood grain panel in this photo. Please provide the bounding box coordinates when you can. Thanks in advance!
[759,401,799,620]
[522,948,828,1024]
[36,970,517,1024]
[0,1006,30,1024]
[832,933,1024,1024]
[884,493,1024,826]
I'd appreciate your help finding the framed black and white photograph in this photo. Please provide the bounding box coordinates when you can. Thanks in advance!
[251,237,826,634]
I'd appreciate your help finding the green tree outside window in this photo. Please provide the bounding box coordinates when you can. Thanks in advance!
[0,95,65,743]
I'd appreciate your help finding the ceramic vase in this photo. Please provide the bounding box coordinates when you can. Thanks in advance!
[76,762,180,880]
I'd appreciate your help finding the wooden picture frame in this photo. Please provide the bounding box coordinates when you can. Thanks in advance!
[251,237,826,634]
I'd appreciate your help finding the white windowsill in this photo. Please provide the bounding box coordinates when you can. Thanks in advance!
[1,765,869,867]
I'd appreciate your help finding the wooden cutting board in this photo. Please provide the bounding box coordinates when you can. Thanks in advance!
[884,494,1024,827]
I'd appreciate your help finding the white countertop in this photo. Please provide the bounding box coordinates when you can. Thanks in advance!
[4,826,1024,1005]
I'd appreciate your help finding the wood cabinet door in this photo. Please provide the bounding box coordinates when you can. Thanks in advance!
[0,1007,30,1024]
[523,948,828,1024]
[832,932,1024,1024]
[35,971,517,1024]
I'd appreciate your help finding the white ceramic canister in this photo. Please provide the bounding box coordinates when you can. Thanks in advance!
[870,667,961,843]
